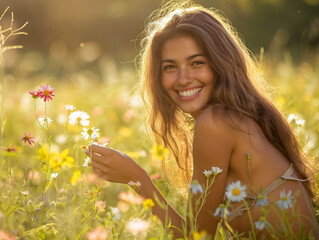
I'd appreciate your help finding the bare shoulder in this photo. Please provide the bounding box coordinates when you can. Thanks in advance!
[195,105,240,141]
[193,106,238,176]
[191,106,239,233]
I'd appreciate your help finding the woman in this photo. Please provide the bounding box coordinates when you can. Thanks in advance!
[86,1,318,238]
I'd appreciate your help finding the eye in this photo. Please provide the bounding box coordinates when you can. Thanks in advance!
[192,60,205,66]
[162,64,176,71]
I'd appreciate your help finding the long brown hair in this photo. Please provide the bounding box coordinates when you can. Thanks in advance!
[138,0,314,196]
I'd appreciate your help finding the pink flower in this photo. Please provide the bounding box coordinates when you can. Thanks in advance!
[2,144,17,153]
[118,191,144,204]
[128,181,141,189]
[86,226,109,240]
[37,84,55,102]
[0,230,16,240]
[20,132,36,145]
[27,170,40,183]
[28,89,39,99]
[95,201,106,212]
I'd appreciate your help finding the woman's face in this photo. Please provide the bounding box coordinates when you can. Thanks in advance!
[160,34,214,119]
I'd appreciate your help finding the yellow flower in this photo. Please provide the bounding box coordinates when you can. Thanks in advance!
[151,144,169,161]
[60,149,74,167]
[193,230,207,240]
[70,170,81,185]
[143,198,155,210]
[49,149,74,171]
[37,144,49,161]
[49,153,63,171]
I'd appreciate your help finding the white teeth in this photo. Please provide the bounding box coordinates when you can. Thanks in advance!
[178,87,202,97]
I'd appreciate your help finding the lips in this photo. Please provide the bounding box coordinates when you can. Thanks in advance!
[177,87,202,97]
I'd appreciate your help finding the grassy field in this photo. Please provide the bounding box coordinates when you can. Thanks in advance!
[0,9,318,240]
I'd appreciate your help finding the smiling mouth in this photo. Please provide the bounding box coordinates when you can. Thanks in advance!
[178,87,202,97]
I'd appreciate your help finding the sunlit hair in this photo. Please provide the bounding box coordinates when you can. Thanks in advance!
[138,0,314,196]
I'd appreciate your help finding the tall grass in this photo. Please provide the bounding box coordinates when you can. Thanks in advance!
[0,7,318,240]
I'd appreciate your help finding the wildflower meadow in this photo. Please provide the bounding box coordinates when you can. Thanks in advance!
[0,5,319,240]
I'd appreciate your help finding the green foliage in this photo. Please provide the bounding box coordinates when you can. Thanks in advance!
[0,5,318,240]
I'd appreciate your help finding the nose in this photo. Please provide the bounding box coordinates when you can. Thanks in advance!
[178,67,192,86]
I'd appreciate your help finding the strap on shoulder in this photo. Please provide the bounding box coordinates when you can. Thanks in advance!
[227,164,308,223]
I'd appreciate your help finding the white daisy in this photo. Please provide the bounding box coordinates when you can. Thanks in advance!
[225,181,247,202]
[287,113,305,126]
[214,203,229,218]
[287,113,298,123]
[68,111,90,126]
[295,119,305,126]
[83,157,91,167]
[256,193,268,207]
[254,216,271,230]
[277,189,293,209]
[65,105,76,111]
[128,181,142,189]
[190,180,204,194]
[20,191,29,196]
[211,166,223,176]
[110,207,121,220]
[39,117,53,126]
[50,173,58,180]
[81,127,100,140]
[203,169,213,177]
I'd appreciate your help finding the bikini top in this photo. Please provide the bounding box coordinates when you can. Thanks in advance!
[227,164,309,222]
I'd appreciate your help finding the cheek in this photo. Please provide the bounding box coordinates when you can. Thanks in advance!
[161,75,174,91]
[203,69,215,86]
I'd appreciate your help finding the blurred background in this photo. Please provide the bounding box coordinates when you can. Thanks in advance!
[0,0,319,157]
[0,0,318,80]
[0,3,319,233]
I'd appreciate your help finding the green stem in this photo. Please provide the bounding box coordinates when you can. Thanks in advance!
[8,153,12,197]
[66,112,70,146]
[243,200,256,239]
[33,99,41,127]
[0,55,4,162]
[194,176,216,229]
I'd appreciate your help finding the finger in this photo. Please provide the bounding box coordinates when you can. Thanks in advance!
[85,149,101,158]
[89,153,108,165]
[88,144,112,156]
[91,160,108,174]
[92,168,105,179]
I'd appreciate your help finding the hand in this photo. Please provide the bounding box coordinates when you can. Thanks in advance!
[85,144,145,184]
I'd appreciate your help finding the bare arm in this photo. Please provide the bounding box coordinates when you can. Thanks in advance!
[190,108,234,237]
[85,145,185,238]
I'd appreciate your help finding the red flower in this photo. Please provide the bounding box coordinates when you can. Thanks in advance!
[3,144,17,153]
[37,84,55,102]
[28,89,39,99]
[20,132,36,146]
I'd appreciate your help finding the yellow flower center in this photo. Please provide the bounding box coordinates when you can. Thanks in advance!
[87,128,93,135]
[281,196,287,201]
[43,90,50,96]
[233,188,240,196]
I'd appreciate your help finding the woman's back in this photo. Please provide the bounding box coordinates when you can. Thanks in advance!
[193,105,318,238]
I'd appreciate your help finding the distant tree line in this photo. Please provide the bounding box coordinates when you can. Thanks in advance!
[0,0,318,62]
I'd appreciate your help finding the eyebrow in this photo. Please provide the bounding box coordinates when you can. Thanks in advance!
[161,53,205,64]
